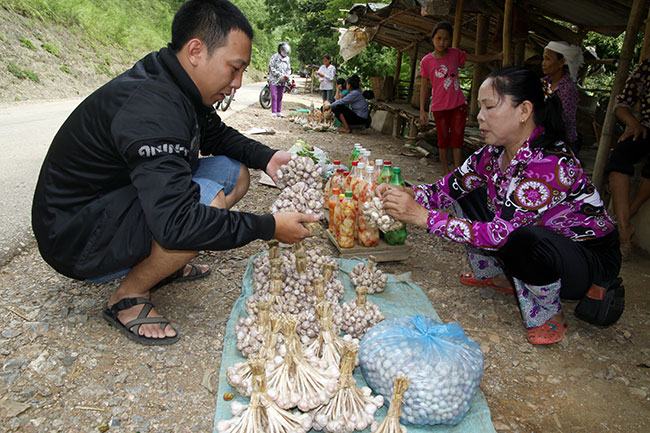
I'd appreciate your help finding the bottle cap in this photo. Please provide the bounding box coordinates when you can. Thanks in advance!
[363,149,370,156]
[332,188,340,195]
[384,160,392,166]
[393,167,401,173]
[351,161,358,166]
[339,193,345,199]
[343,171,350,176]
[333,160,340,165]
[345,191,353,198]
[375,159,383,166]
[366,165,374,173]
[354,143,361,148]
[357,162,365,170]
[336,168,344,173]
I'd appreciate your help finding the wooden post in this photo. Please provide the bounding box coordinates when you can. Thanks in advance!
[592,0,647,190]
[408,43,419,102]
[514,39,526,66]
[640,6,650,61]
[394,50,403,100]
[453,0,465,48]
[470,14,489,120]
[502,0,513,67]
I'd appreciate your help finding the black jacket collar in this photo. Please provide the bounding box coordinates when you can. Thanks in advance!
[160,45,215,116]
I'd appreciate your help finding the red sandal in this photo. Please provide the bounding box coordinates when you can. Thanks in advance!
[526,320,568,345]
[459,272,514,294]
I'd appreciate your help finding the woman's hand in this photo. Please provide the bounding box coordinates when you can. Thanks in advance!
[382,188,428,228]
[266,151,292,183]
[419,112,429,127]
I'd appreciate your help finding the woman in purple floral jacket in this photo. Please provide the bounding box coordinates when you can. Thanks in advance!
[378,67,621,345]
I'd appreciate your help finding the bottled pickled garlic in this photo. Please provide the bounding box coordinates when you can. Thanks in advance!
[357,166,379,247]
[337,191,356,248]
[332,192,345,238]
[328,188,341,233]
[323,162,342,208]
[344,161,358,193]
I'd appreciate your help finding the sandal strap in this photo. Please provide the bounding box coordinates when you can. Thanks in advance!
[108,297,152,316]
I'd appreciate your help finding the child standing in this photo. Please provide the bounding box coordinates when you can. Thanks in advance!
[419,21,500,175]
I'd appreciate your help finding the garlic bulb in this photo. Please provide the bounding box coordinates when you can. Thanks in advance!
[270,181,323,215]
[310,341,384,433]
[217,356,312,433]
[350,256,388,294]
[370,375,410,433]
[275,154,322,190]
[362,196,404,232]
[341,286,385,339]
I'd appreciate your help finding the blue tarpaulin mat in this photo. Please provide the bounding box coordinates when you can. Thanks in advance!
[213,253,497,433]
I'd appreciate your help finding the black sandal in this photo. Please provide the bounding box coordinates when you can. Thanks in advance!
[102,297,179,345]
[153,263,211,289]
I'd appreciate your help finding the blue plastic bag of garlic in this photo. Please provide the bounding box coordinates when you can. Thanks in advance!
[359,315,484,426]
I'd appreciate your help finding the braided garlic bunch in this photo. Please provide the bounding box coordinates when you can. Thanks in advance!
[350,256,388,294]
[341,286,385,339]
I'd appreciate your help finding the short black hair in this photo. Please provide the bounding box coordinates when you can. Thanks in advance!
[431,21,453,38]
[170,0,254,54]
[347,75,361,90]
[486,67,566,149]
[336,78,346,86]
[322,54,331,60]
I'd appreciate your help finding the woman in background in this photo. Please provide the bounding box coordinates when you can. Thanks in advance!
[542,41,584,155]
[268,42,292,117]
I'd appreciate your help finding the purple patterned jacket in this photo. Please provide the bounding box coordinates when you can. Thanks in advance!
[413,140,616,251]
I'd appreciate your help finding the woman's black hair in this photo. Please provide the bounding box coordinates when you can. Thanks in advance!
[322,54,331,61]
[485,66,566,149]
[432,21,453,38]
[347,75,361,90]
[170,0,254,54]
[336,78,346,86]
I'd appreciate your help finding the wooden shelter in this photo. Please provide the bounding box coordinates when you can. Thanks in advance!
[343,0,648,180]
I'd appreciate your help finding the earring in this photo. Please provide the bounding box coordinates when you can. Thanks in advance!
[520,119,525,124]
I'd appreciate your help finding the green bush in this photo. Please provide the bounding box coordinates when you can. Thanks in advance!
[7,63,26,79]
[60,65,71,74]
[19,36,37,50]
[41,43,60,57]
[23,70,40,82]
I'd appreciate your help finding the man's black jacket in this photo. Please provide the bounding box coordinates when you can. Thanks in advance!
[32,46,276,279]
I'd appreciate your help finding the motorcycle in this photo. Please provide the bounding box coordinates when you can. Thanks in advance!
[259,78,297,109]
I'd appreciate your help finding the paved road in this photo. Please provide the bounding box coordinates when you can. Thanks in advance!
[0,81,267,266]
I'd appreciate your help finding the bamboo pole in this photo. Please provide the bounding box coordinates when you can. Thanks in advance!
[640,6,650,61]
[408,43,418,102]
[453,0,465,48]
[502,0,513,67]
[470,14,489,120]
[394,50,403,100]
[592,0,648,190]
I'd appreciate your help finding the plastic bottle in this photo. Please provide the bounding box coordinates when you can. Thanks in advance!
[345,161,358,193]
[351,162,365,202]
[337,191,356,248]
[324,160,342,208]
[328,187,341,233]
[357,165,379,247]
[332,191,345,238]
[374,159,384,183]
[384,166,408,245]
[349,143,362,168]
[378,160,393,184]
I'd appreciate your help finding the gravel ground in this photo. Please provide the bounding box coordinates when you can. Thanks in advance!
[1,93,650,433]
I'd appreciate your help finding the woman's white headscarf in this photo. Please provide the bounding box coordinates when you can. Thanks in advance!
[545,41,584,81]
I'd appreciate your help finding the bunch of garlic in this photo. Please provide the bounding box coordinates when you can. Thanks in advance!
[217,356,313,433]
[275,154,322,190]
[304,301,346,368]
[362,196,404,232]
[235,300,271,358]
[228,315,283,397]
[370,375,410,433]
[350,256,388,294]
[341,286,385,339]
[265,315,339,412]
[270,181,323,215]
[310,341,384,433]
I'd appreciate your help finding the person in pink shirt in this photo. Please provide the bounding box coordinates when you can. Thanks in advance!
[420,21,501,176]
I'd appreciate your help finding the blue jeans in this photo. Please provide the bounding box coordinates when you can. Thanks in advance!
[85,156,241,283]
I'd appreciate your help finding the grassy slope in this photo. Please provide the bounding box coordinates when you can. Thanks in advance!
[0,0,265,103]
